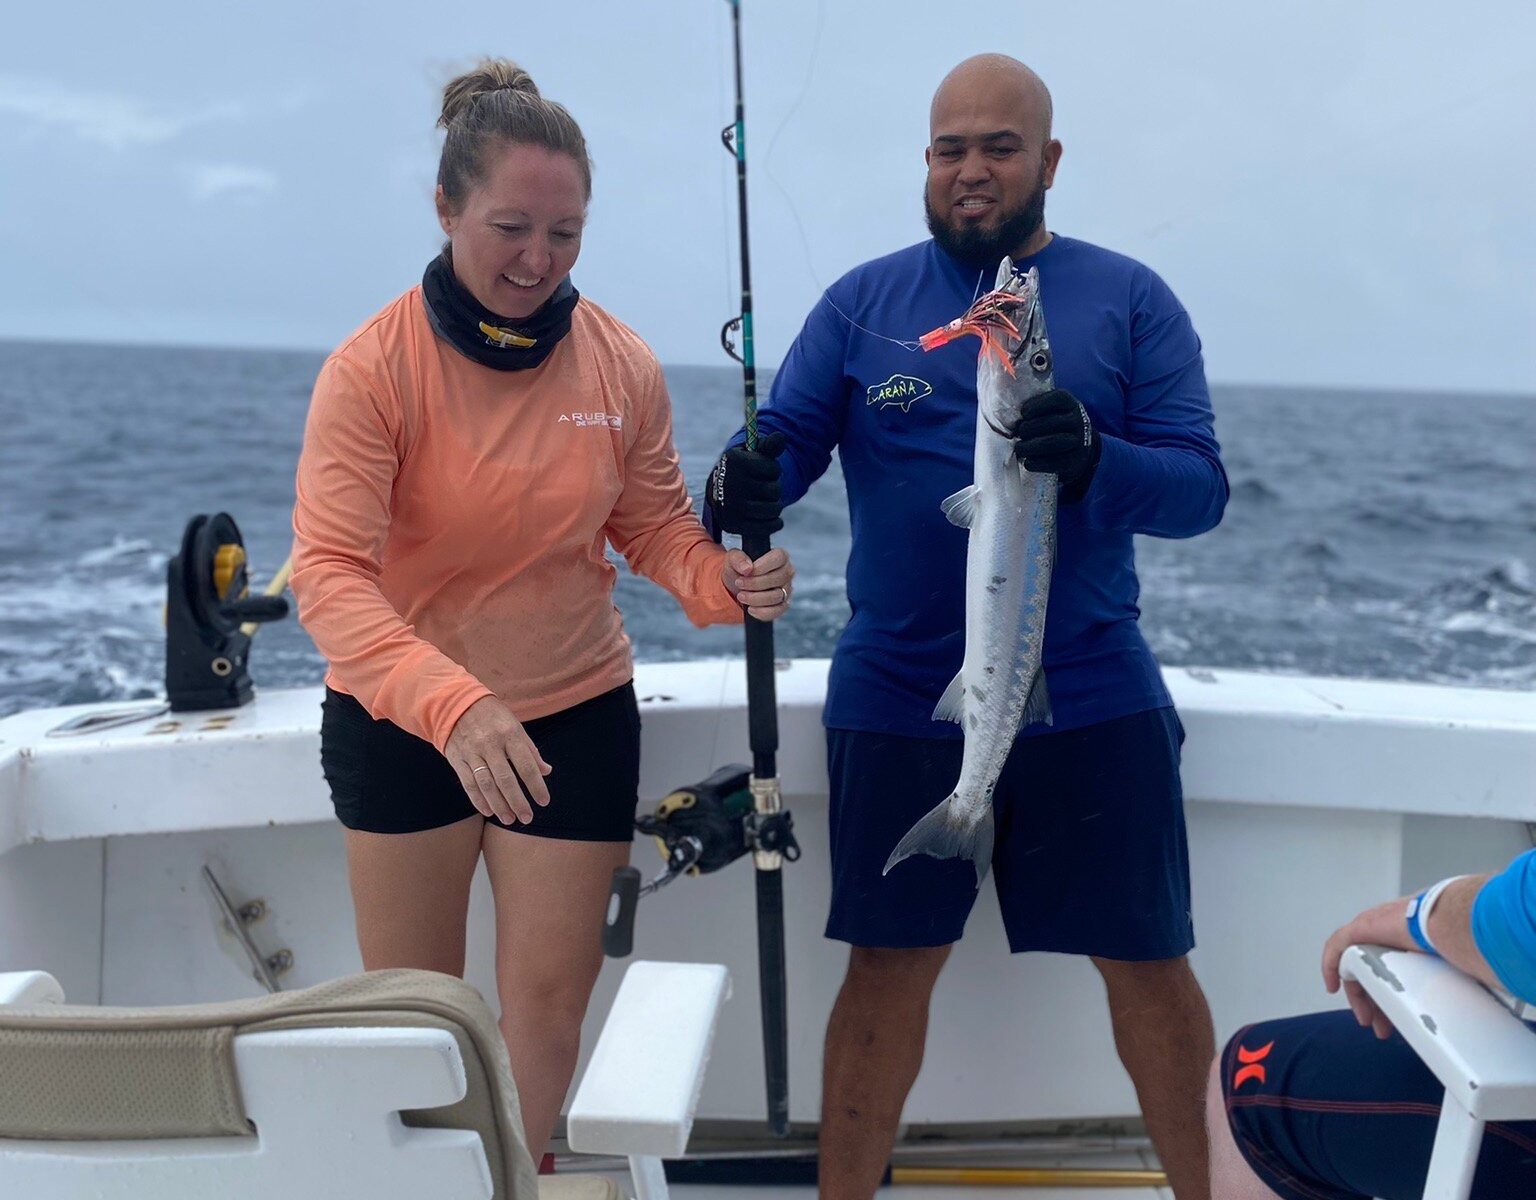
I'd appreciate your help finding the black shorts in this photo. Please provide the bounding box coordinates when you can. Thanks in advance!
[825,706,1192,958]
[1220,1010,1536,1199]
[319,682,641,842]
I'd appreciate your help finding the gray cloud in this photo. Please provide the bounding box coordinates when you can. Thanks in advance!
[184,163,278,203]
[0,0,1531,393]
[0,75,248,149]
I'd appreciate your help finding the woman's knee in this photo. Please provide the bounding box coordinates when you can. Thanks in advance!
[499,961,602,1029]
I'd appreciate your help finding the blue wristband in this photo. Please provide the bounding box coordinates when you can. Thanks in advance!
[1405,891,1440,957]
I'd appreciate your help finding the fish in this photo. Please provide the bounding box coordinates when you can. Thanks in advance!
[883,259,1058,886]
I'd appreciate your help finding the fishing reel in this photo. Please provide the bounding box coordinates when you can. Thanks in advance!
[165,513,289,712]
[603,764,801,957]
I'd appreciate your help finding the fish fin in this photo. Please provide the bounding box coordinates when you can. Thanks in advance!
[932,671,966,724]
[883,794,994,888]
[1021,668,1053,728]
[940,485,981,529]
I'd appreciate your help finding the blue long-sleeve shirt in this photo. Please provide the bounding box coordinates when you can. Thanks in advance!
[727,235,1227,737]
[1473,850,1536,1004]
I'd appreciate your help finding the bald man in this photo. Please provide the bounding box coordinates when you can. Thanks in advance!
[707,55,1228,1199]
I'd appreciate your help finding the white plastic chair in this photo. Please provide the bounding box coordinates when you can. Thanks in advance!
[0,960,729,1200]
[1340,944,1536,1200]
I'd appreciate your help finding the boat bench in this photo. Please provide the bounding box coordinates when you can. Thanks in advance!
[0,960,729,1200]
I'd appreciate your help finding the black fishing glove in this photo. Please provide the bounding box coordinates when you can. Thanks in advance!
[1012,388,1102,503]
[705,431,787,537]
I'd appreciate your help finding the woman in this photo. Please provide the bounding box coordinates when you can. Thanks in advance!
[290,58,792,1158]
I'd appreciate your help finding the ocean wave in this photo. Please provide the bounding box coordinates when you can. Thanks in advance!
[76,536,155,567]
[1438,611,1536,643]
[1351,498,1505,536]
[1418,559,1535,614]
[3,342,1534,714]
[1229,477,1281,506]
[1289,538,1341,565]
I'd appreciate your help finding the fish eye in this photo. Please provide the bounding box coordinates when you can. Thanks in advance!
[1030,350,1051,373]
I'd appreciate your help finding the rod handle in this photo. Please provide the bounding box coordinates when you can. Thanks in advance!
[602,866,642,958]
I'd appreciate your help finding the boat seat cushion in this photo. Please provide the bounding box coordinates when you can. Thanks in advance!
[537,1175,625,1200]
[0,968,537,1199]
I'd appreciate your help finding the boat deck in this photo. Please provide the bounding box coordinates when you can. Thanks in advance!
[567,1150,1169,1199]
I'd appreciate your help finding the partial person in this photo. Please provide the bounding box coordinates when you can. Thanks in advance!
[706,54,1227,1199]
[1210,853,1536,1198]
[290,58,794,1160]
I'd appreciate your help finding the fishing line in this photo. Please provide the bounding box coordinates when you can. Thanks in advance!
[757,0,976,354]
[717,0,738,319]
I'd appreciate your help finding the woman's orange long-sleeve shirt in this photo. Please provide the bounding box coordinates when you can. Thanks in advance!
[291,287,741,752]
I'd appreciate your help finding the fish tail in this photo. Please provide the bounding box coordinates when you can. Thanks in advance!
[882,795,994,887]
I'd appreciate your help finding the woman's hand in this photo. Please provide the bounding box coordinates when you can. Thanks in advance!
[723,547,795,621]
[444,696,552,824]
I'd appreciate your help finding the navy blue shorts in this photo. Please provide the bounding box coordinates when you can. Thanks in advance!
[824,707,1193,958]
[1221,1010,1536,1199]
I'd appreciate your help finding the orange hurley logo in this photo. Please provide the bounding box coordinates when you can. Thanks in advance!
[557,412,623,429]
[1233,1041,1274,1089]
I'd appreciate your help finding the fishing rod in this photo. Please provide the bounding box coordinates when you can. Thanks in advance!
[719,0,792,1139]
[598,0,797,1138]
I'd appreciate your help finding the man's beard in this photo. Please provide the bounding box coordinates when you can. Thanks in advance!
[925,173,1047,268]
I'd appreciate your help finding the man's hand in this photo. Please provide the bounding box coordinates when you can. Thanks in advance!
[443,696,552,825]
[1011,388,1102,499]
[1321,896,1420,1039]
[706,432,787,537]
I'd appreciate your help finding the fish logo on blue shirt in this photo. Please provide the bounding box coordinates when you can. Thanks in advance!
[865,374,933,413]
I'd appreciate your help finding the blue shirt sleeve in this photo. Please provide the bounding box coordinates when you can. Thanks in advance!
[1081,268,1229,539]
[711,289,850,525]
[1472,849,1536,1004]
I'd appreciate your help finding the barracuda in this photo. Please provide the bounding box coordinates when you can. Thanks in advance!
[884,260,1058,886]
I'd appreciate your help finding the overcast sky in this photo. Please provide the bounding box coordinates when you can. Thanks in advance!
[2,0,1533,393]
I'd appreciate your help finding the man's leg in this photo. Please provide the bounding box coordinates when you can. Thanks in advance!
[1214,1010,1536,1199]
[818,728,977,1198]
[1206,1054,1284,1199]
[994,709,1206,1192]
[1093,955,1214,1200]
[819,944,951,1200]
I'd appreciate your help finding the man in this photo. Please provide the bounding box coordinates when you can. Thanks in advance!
[1210,852,1536,1197]
[708,55,1227,1199]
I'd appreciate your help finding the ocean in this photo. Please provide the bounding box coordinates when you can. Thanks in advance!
[1,338,1532,718]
